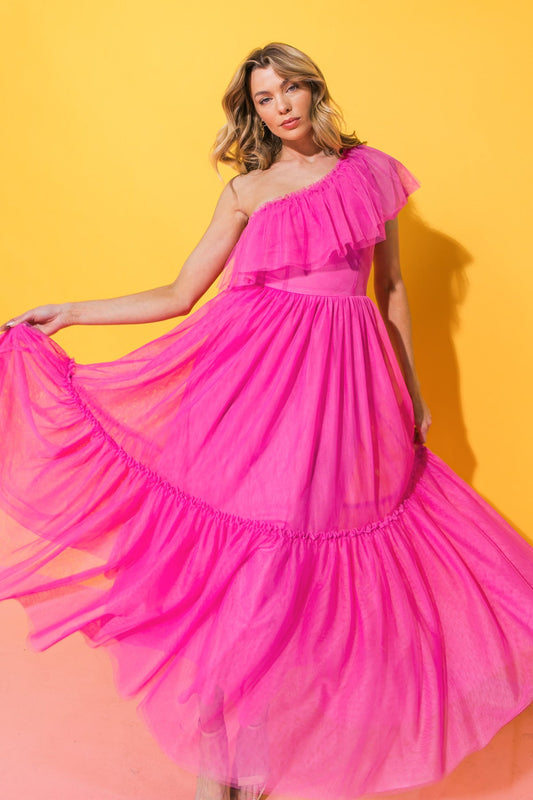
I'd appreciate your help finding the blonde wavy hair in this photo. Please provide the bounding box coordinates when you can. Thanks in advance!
[210,42,366,178]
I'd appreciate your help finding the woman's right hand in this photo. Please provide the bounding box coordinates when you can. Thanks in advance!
[1,303,71,336]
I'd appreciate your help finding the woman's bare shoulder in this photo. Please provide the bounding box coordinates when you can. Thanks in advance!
[229,169,267,219]
[229,154,340,217]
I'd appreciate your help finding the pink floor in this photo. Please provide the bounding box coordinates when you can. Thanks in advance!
[1,600,532,800]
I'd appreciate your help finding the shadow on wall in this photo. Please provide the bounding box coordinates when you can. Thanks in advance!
[382,204,528,542]
[375,204,477,483]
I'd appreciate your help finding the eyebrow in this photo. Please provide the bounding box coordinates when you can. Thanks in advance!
[253,78,293,99]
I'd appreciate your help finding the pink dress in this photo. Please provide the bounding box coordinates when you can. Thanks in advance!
[0,144,532,799]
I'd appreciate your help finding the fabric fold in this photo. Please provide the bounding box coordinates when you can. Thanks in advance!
[1,140,532,800]
[217,144,421,292]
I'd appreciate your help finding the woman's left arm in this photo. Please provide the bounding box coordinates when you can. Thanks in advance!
[373,216,432,444]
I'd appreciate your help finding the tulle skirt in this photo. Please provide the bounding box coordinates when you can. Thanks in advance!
[1,282,532,799]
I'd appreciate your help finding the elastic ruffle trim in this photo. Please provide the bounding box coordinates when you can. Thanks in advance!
[66,358,426,543]
[219,144,421,291]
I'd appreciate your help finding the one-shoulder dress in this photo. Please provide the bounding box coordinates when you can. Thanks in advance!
[0,144,532,800]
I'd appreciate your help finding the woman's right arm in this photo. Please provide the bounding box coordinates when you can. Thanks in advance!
[1,178,247,336]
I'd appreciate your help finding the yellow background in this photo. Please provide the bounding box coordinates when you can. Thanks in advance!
[1,4,533,800]
[1,0,531,546]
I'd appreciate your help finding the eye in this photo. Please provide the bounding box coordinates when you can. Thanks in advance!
[257,83,298,105]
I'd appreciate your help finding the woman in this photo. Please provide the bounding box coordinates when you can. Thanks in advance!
[1,42,532,800]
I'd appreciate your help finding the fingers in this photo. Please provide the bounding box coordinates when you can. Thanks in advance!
[1,320,53,338]
[2,312,32,331]
[422,414,432,442]
[414,418,431,444]
[2,320,31,332]
[414,426,425,445]
[1,318,22,332]
[2,308,43,331]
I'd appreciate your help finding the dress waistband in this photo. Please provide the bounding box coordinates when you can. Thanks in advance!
[260,273,369,298]
[230,281,371,301]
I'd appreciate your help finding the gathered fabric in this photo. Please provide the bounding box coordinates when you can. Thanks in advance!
[1,143,532,800]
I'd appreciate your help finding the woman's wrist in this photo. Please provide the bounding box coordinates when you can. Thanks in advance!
[62,301,78,326]
[408,377,421,394]
[405,374,422,402]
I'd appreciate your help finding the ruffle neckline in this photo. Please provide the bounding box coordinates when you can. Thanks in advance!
[218,144,421,292]
[246,149,349,222]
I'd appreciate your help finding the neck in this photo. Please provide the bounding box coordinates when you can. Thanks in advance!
[277,137,325,163]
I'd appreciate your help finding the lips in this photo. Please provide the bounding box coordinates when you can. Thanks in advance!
[281,117,300,127]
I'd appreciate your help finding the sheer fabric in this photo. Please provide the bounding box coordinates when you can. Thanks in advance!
[1,144,532,800]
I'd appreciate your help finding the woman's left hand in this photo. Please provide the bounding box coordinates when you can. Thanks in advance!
[411,393,432,444]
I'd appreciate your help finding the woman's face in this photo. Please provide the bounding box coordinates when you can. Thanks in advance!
[249,65,314,142]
